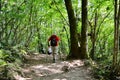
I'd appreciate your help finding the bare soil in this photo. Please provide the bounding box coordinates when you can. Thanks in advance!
[14,53,96,80]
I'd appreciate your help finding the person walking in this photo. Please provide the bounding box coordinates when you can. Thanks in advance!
[48,34,60,63]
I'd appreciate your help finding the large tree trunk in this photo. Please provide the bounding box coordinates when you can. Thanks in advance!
[113,0,119,68]
[80,0,88,59]
[64,0,79,59]
[110,0,120,79]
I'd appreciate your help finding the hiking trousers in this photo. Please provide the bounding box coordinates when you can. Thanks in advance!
[51,46,58,62]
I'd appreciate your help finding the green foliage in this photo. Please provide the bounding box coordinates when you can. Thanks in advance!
[0,59,7,67]
[93,58,112,80]
[0,47,26,79]
[0,0,118,79]
[0,49,13,62]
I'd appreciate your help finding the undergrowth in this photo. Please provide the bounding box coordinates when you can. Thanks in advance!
[0,46,27,80]
[91,55,113,80]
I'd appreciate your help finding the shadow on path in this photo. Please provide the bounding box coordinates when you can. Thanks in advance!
[15,53,96,80]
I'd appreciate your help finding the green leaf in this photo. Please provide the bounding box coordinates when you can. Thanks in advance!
[0,59,7,67]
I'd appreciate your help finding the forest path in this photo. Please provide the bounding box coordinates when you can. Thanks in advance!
[17,53,96,80]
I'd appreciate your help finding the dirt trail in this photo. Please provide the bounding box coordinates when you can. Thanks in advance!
[16,53,96,80]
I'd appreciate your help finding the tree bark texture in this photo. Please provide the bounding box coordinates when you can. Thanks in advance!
[64,0,79,59]
[80,0,88,59]
[113,0,119,68]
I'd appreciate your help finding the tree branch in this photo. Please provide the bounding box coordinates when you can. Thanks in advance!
[53,0,69,26]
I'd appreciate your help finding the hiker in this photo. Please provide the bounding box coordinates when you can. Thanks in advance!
[48,34,60,63]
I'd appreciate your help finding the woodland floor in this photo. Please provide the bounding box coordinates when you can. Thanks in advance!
[14,53,97,80]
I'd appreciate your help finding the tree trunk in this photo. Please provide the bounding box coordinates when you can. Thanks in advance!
[80,0,88,59]
[113,0,119,68]
[89,12,98,60]
[64,0,79,59]
[111,0,120,77]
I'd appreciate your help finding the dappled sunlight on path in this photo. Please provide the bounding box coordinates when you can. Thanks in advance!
[17,53,95,80]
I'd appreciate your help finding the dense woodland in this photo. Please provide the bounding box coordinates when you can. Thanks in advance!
[0,0,120,80]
